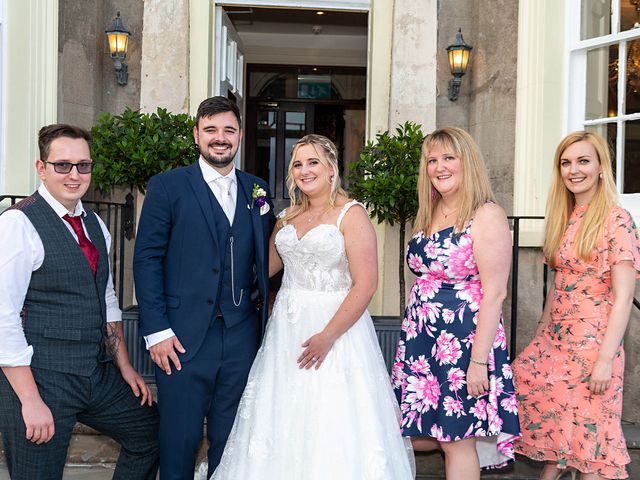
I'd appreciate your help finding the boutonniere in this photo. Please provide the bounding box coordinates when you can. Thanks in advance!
[252,184,270,216]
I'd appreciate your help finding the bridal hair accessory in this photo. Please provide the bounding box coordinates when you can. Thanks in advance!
[252,183,270,215]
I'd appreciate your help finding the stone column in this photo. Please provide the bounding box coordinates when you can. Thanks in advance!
[140,0,189,113]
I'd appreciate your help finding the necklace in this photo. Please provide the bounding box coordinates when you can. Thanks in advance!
[440,203,457,219]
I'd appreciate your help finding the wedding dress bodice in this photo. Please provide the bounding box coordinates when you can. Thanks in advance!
[275,201,362,292]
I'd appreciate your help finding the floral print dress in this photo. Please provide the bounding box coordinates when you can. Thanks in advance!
[392,223,521,468]
[513,205,640,479]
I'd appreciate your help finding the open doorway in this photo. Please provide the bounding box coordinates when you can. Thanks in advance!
[220,6,368,212]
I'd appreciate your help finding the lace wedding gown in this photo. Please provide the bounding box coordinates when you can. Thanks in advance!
[211,200,415,480]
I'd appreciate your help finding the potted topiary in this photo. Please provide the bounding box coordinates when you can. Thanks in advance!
[348,121,425,317]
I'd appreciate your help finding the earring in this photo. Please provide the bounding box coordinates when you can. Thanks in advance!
[599,172,602,179]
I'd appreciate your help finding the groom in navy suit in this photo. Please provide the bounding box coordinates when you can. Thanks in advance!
[133,96,275,479]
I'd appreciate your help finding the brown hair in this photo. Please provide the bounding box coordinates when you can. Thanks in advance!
[38,124,91,161]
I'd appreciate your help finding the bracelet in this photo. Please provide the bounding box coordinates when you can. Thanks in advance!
[470,358,489,366]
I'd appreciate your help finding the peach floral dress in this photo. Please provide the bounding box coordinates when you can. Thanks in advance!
[513,205,640,479]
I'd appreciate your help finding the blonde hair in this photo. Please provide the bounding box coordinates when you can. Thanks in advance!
[414,127,495,235]
[280,134,348,226]
[544,131,617,267]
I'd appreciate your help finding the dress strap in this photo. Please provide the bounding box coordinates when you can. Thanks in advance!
[336,199,365,229]
[277,208,287,225]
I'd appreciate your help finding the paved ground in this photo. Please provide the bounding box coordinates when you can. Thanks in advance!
[0,425,638,479]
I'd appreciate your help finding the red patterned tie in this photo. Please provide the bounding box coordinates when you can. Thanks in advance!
[63,214,99,276]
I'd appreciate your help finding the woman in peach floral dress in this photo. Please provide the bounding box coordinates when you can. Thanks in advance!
[513,131,640,480]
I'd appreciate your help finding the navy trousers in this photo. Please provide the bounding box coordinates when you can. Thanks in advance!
[155,315,259,480]
[0,362,159,480]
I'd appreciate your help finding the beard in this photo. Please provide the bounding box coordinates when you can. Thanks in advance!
[199,142,238,169]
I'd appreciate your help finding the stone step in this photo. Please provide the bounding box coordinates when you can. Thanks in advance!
[1,425,638,478]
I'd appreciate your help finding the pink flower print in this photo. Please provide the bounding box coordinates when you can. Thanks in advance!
[423,239,440,259]
[487,402,503,434]
[497,438,515,457]
[415,302,443,330]
[395,339,406,362]
[405,373,441,413]
[401,410,418,431]
[493,322,507,350]
[501,363,512,379]
[430,424,451,442]
[446,367,466,392]
[500,393,518,414]
[442,308,455,324]
[455,281,483,312]
[462,330,475,349]
[410,355,431,375]
[408,253,428,274]
[401,316,418,340]
[391,361,406,389]
[443,396,466,418]
[447,234,477,279]
[491,374,505,396]
[416,276,442,301]
[432,330,463,366]
[470,398,488,420]
[488,351,496,371]
[429,260,446,278]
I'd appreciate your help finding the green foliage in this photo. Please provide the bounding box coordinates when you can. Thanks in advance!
[91,107,199,193]
[348,121,424,227]
[348,121,426,317]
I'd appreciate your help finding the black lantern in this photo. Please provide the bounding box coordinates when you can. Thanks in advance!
[446,29,473,101]
[105,12,130,86]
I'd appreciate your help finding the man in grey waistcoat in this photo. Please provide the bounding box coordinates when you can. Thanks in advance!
[0,124,159,479]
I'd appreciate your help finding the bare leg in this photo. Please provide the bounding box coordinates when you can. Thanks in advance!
[439,437,480,480]
[411,437,441,452]
[580,473,602,480]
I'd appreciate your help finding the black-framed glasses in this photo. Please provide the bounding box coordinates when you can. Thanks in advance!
[44,161,95,174]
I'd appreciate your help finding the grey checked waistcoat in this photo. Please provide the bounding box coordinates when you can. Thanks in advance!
[8,192,110,375]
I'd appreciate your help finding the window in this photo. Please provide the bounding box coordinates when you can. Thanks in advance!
[568,0,640,193]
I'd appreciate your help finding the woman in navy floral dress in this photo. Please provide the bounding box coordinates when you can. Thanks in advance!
[392,127,521,478]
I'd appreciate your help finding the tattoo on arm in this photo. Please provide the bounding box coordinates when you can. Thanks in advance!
[105,323,122,358]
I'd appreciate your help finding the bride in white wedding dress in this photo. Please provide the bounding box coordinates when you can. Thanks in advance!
[210,134,414,480]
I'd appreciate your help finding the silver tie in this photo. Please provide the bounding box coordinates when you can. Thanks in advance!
[216,176,235,225]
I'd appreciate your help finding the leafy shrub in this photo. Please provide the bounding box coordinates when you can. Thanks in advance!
[349,121,425,316]
[91,107,198,193]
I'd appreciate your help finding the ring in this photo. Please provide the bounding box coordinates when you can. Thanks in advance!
[312,356,318,361]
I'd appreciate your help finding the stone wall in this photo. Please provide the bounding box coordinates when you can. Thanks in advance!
[435,0,518,214]
[58,0,143,128]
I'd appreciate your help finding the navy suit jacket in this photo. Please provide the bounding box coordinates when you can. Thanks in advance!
[133,162,276,362]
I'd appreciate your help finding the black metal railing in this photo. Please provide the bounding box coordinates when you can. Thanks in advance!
[507,215,546,356]
[0,194,134,309]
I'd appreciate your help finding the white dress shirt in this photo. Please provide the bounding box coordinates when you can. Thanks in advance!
[143,157,238,349]
[0,184,122,367]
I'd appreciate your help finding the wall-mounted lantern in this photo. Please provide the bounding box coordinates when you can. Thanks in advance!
[105,11,130,86]
[446,28,472,101]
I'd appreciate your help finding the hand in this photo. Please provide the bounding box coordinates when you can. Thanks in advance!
[119,363,154,406]
[466,361,489,397]
[21,397,54,444]
[149,335,185,375]
[297,331,335,370]
[589,358,613,394]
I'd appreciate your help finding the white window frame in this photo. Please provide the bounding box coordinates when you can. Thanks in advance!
[0,0,4,194]
[566,0,640,193]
